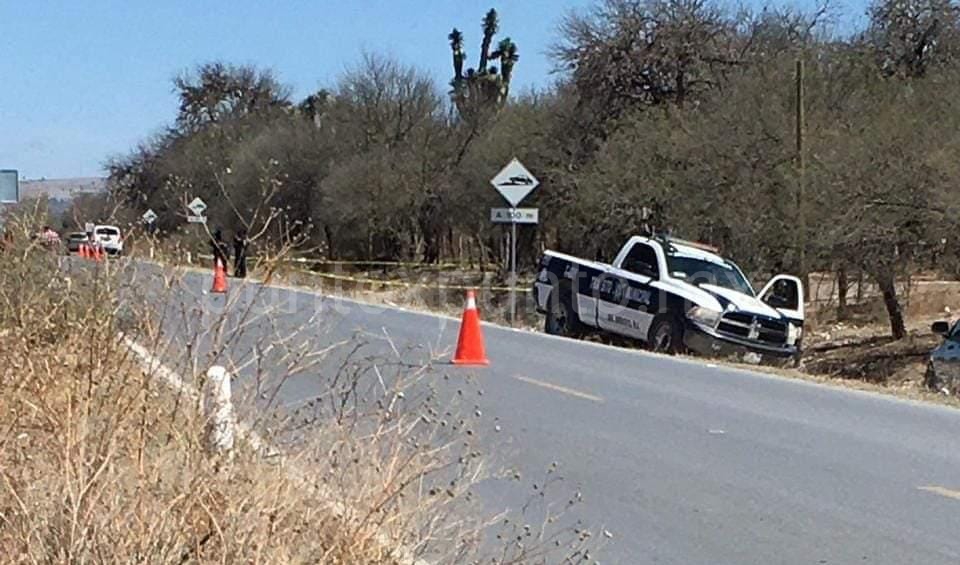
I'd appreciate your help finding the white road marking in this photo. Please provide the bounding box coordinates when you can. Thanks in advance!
[512,375,604,403]
[918,485,960,502]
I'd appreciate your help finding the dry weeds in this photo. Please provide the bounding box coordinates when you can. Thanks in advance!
[0,213,605,564]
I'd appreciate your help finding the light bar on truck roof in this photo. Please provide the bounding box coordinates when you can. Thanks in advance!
[664,236,720,254]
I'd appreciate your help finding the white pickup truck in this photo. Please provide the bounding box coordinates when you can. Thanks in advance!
[532,235,805,364]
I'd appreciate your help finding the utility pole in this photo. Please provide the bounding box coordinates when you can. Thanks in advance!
[795,58,807,284]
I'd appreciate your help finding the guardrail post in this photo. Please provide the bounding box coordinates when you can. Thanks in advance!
[205,365,235,456]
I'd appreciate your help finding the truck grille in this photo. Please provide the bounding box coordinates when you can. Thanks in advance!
[716,312,788,346]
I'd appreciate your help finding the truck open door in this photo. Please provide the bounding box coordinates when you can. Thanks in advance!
[758,274,804,324]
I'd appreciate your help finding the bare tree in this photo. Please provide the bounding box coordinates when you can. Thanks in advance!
[174,62,291,132]
[553,0,741,119]
[867,0,960,78]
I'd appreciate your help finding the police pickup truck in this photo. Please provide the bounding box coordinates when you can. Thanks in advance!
[532,235,805,364]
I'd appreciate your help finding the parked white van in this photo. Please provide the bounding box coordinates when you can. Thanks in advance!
[93,225,123,255]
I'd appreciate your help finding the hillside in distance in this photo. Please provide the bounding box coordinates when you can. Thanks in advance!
[20,177,106,220]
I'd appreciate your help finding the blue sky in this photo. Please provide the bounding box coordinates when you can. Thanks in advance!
[0,0,867,179]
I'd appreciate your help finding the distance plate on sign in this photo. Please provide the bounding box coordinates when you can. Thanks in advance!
[491,207,539,224]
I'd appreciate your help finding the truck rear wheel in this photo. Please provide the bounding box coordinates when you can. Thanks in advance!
[648,315,684,354]
[545,289,584,338]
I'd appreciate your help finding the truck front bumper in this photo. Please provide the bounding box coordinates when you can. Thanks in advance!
[683,322,798,364]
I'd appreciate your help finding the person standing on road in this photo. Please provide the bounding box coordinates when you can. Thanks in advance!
[233,228,248,278]
[211,228,229,270]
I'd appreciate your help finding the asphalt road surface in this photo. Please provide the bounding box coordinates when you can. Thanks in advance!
[130,262,960,564]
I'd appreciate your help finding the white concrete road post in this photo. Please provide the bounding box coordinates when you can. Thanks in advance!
[205,365,235,455]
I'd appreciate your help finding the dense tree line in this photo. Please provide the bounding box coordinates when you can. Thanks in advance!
[106,1,960,338]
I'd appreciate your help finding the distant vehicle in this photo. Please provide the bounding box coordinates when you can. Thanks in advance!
[532,234,805,365]
[93,225,123,255]
[926,320,960,394]
[65,232,88,254]
[36,226,60,248]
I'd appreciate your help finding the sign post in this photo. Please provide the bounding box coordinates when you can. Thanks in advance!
[142,209,158,244]
[490,159,540,326]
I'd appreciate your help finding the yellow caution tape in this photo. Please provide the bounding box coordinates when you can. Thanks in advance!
[286,257,467,268]
[195,253,524,291]
[296,269,523,292]
[197,254,488,269]
[200,253,476,269]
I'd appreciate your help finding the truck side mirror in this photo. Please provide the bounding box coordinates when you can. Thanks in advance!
[932,321,950,336]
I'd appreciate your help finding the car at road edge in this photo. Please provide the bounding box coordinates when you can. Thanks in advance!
[92,225,123,255]
[533,234,805,365]
[64,232,89,254]
[926,319,960,394]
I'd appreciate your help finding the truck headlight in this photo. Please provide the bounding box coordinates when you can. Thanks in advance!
[786,323,802,345]
[687,305,721,328]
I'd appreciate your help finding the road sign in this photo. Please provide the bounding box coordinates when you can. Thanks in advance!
[142,209,158,224]
[490,159,540,328]
[0,170,18,203]
[84,222,94,234]
[187,197,207,216]
[490,158,539,207]
[491,208,539,224]
[187,215,207,224]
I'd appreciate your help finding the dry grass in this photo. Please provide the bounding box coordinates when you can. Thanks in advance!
[0,214,605,564]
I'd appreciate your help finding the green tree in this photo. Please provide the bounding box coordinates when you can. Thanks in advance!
[320,55,449,261]
[448,9,519,121]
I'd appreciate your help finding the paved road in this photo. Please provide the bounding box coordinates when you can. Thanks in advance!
[131,263,960,564]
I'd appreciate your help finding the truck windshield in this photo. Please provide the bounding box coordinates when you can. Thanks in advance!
[666,255,755,296]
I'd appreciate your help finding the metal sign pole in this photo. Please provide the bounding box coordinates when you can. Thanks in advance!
[489,158,540,329]
[510,219,517,326]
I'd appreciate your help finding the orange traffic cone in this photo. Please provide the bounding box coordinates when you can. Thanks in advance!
[93,245,103,262]
[78,243,86,258]
[211,258,228,294]
[452,290,489,366]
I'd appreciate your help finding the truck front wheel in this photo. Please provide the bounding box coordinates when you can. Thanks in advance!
[545,290,584,338]
[648,315,684,354]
